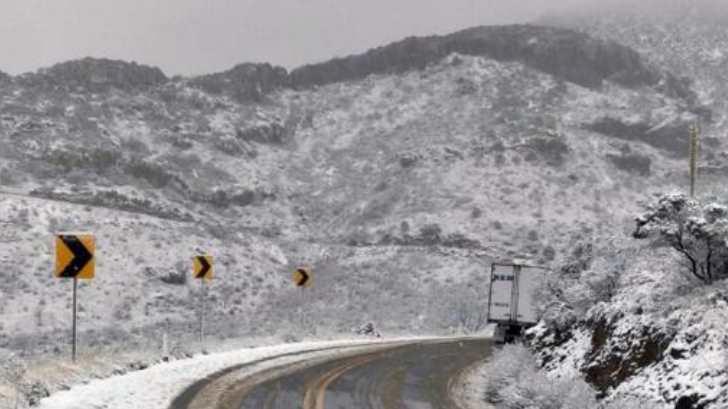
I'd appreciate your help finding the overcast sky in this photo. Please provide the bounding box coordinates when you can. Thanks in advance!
[0,0,721,76]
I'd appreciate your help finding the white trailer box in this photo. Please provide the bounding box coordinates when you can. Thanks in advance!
[515,266,541,325]
[487,264,515,322]
[487,263,545,327]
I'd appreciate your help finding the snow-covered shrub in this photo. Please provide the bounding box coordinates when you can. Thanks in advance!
[535,238,600,328]
[125,159,173,188]
[450,291,488,333]
[0,350,27,408]
[159,268,187,285]
[600,396,663,409]
[577,241,629,305]
[481,343,598,409]
[606,151,651,176]
[418,223,442,245]
[353,322,381,337]
[24,382,49,406]
[0,167,18,186]
[526,136,570,167]
[634,192,728,284]
[432,281,489,333]
[482,344,534,403]
[539,301,578,336]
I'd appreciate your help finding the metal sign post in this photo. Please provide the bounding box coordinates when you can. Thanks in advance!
[199,279,205,352]
[72,277,77,362]
[300,286,305,332]
[293,267,313,335]
[192,255,213,353]
[55,233,95,363]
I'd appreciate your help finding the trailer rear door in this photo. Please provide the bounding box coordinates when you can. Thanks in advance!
[487,264,515,322]
[515,266,540,325]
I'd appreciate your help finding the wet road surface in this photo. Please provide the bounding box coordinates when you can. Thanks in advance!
[235,339,491,409]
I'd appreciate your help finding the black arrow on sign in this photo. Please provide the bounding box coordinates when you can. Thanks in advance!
[196,256,211,279]
[58,235,93,278]
[296,268,309,287]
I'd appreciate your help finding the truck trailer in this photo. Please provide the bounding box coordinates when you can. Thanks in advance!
[487,262,547,343]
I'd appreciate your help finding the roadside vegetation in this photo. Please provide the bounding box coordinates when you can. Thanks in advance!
[480,191,728,408]
[478,343,660,409]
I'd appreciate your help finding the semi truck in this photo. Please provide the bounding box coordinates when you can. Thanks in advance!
[487,262,547,343]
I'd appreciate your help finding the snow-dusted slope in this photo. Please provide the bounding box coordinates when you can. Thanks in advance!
[0,23,710,407]
[35,337,427,409]
[525,239,728,408]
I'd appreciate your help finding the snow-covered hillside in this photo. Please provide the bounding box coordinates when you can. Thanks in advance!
[526,227,728,407]
[0,22,717,408]
[468,191,728,408]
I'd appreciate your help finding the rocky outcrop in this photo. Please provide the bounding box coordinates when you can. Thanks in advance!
[581,319,672,395]
[189,63,288,102]
[607,149,652,176]
[19,57,167,92]
[235,122,288,144]
[585,116,691,156]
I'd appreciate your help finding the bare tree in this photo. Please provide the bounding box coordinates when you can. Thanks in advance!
[634,193,728,284]
[454,293,488,333]
[437,283,489,334]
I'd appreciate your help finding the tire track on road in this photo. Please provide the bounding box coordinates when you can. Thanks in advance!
[172,338,490,409]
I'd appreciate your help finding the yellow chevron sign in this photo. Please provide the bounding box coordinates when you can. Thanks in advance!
[193,255,213,281]
[293,267,312,288]
[55,234,95,279]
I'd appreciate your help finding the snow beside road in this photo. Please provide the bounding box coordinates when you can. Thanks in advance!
[36,337,434,409]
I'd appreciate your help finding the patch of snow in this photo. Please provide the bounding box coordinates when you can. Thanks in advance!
[36,336,458,409]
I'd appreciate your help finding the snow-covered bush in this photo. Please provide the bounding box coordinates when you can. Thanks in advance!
[0,350,27,408]
[480,342,667,409]
[481,343,598,409]
[600,396,663,409]
[482,343,533,402]
[634,192,728,284]
[353,322,381,337]
[432,281,489,333]
[579,241,630,304]
[535,238,602,329]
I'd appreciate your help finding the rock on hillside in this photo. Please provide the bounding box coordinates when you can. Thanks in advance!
[189,62,289,102]
[18,57,168,92]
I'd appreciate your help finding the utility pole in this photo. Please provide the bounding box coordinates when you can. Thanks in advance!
[689,123,700,197]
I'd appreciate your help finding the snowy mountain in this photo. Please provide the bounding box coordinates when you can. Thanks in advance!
[465,11,728,408]
[0,22,717,406]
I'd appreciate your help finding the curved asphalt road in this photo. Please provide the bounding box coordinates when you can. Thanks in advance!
[174,339,491,409]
